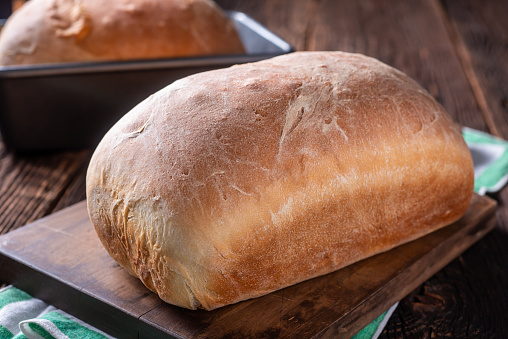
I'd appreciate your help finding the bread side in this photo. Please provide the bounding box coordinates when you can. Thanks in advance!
[0,0,244,65]
[86,51,474,310]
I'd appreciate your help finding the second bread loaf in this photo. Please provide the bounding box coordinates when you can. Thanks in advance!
[0,0,245,65]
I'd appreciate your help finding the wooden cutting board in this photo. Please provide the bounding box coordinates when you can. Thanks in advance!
[0,194,497,339]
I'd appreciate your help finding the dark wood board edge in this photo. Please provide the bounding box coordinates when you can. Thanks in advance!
[0,246,140,339]
[139,318,185,339]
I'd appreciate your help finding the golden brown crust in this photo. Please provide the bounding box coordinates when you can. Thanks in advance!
[0,0,244,65]
[86,51,474,310]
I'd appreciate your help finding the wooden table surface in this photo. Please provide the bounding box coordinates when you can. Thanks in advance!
[1,0,507,337]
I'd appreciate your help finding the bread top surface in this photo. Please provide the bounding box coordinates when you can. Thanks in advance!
[86,51,474,310]
[0,0,245,65]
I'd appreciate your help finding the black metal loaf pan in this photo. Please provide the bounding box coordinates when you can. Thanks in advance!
[0,11,293,151]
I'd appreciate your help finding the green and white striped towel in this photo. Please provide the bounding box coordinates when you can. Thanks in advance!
[0,285,113,339]
[462,127,508,195]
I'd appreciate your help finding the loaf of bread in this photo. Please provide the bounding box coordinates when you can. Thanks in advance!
[0,0,244,65]
[86,51,474,310]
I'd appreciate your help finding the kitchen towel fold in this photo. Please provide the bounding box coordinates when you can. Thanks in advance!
[462,127,508,195]
[0,285,113,339]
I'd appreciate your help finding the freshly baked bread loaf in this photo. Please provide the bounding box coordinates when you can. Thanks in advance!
[0,0,244,65]
[86,51,474,310]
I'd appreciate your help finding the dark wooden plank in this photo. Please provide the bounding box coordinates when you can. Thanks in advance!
[306,0,488,132]
[0,194,492,339]
[0,141,90,235]
[51,152,90,213]
[440,0,508,139]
